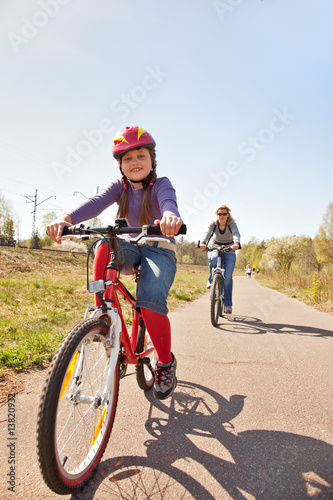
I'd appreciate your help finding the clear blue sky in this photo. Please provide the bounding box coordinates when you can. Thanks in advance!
[1,0,332,244]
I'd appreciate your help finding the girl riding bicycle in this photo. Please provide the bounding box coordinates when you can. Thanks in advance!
[199,205,240,314]
[47,126,183,400]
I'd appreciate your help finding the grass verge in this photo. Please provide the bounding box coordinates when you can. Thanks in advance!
[256,270,333,314]
[0,247,208,378]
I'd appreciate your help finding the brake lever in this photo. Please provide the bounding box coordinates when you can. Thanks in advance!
[129,226,148,245]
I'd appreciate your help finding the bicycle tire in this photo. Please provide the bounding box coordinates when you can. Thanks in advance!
[135,319,156,391]
[210,273,221,326]
[219,277,225,317]
[36,318,119,495]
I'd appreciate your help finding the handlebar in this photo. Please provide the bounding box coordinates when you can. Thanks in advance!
[207,245,233,252]
[61,222,187,239]
[197,241,233,252]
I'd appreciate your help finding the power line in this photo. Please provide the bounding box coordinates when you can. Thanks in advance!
[0,138,51,170]
[73,186,99,199]
[24,189,56,235]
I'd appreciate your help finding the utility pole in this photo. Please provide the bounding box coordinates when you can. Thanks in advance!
[25,189,56,235]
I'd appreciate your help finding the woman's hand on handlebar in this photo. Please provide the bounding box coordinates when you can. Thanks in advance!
[47,215,73,244]
[154,215,183,238]
[199,242,238,251]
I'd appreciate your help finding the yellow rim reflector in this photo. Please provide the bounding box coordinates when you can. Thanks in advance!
[60,351,79,399]
[91,407,106,446]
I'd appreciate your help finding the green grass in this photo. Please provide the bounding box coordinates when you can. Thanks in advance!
[0,275,87,374]
[0,247,208,376]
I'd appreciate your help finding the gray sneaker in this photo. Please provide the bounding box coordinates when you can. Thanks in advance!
[154,354,177,400]
[224,306,232,314]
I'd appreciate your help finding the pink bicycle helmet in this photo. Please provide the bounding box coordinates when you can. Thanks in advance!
[112,126,156,158]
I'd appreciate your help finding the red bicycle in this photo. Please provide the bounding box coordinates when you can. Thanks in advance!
[36,220,186,495]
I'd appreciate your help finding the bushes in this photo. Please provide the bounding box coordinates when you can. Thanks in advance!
[256,269,333,313]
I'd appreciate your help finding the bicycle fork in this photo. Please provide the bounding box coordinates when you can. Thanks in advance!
[101,309,121,406]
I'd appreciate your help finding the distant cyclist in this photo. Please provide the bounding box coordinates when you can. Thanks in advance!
[199,205,240,314]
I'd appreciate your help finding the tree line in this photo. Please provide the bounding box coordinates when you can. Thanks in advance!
[1,192,332,276]
[176,202,333,277]
[235,202,333,275]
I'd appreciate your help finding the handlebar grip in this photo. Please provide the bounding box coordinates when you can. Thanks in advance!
[177,224,187,235]
[61,226,74,236]
[61,224,83,236]
[147,224,187,236]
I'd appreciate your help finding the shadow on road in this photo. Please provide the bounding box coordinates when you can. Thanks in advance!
[72,381,333,499]
[216,315,333,339]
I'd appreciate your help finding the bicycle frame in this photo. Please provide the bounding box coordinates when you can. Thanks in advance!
[213,251,225,280]
[90,265,155,366]
[62,240,156,411]
[63,221,185,370]
[207,245,232,326]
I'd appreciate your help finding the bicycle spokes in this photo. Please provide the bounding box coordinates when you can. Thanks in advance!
[56,337,111,469]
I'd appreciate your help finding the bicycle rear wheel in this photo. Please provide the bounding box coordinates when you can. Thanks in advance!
[210,273,222,326]
[36,318,119,495]
[135,318,156,391]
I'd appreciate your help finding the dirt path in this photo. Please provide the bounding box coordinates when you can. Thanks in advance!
[1,276,332,499]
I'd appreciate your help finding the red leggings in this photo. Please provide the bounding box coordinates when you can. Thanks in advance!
[140,308,172,364]
[93,243,172,364]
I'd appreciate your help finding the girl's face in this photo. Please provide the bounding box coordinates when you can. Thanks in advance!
[120,147,152,187]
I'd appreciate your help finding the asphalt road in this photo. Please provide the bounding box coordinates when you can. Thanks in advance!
[1,276,332,499]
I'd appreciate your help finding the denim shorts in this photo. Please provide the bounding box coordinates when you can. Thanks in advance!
[96,239,177,316]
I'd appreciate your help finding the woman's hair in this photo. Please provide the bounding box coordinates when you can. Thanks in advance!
[215,204,235,223]
[116,145,157,225]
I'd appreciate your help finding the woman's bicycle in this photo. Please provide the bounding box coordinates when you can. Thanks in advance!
[36,220,186,495]
[206,245,233,327]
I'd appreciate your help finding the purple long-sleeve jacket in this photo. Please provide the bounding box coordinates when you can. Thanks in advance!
[68,177,180,241]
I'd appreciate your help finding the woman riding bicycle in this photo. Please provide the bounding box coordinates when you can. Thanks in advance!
[47,126,183,400]
[199,205,240,314]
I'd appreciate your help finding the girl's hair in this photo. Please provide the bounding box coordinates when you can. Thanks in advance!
[116,145,157,225]
[215,204,235,224]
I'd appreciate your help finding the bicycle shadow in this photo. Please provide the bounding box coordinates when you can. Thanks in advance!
[216,315,333,339]
[72,381,333,499]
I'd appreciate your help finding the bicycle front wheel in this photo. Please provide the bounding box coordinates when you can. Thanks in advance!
[210,273,222,326]
[136,318,156,391]
[36,318,119,495]
[219,277,225,317]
